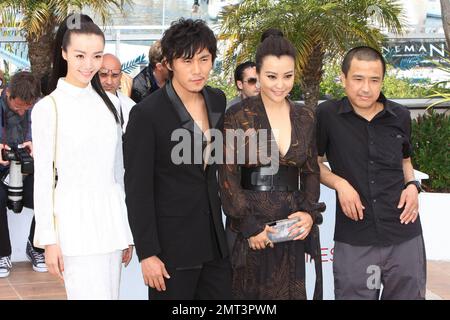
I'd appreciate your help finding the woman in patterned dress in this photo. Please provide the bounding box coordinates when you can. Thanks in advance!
[219,29,325,300]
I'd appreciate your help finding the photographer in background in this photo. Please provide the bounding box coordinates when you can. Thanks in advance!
[131,40,169,103]
[0,71,43,278]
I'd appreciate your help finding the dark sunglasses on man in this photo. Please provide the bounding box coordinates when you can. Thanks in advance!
[243,77,257,85]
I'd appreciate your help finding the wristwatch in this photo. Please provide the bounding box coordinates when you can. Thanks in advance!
[405,180,423,193]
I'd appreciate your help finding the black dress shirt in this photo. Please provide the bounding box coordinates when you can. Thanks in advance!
[316,93,422,246]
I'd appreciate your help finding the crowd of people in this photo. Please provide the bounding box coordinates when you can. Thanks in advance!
[0,14,426,301]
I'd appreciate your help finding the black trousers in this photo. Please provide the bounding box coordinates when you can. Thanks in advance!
[0,174,43,257]
[148,256,232,300]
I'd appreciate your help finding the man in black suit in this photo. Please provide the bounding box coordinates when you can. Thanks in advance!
[123,18,232,300]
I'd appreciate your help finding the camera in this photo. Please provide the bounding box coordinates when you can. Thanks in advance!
[1,145,34,213]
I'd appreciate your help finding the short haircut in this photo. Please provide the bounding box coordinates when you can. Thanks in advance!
[161,18,217,69]
[8,71,41,103]
[341,46,386,77]
[255,28,296,73]
[148,40,164,69]
[234,61,256,85]
[260,28,284,43]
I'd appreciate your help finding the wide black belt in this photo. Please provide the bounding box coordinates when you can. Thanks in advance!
[240,165,299,192]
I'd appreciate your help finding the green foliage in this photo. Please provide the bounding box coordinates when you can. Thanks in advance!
[382,72,434,98]
[318,62,434,99]
[289,84,303,101]
[410,56,450,193]
[319,62,345,99]
[427,56,450,108]
[207,72,238,102]
[411,111,450,192]
[218,0,404,109]
[0,0,131,38]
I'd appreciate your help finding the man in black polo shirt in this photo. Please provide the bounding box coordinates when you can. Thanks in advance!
[316,46,426,300]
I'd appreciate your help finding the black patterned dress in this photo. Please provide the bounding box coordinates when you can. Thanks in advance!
[219,95,325,300]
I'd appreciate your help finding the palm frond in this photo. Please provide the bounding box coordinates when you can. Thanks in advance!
[218,0,407,108]
[121,53,147,74]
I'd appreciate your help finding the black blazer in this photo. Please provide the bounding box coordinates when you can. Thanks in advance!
[123,81,229,267]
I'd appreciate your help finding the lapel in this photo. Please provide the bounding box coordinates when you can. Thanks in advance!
[165,80,223,175]
[165,79,222,133]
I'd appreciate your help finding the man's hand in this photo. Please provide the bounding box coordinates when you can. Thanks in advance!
[398,184,419,224]
[335,180,365,221]
[45,244,64,281]
[21,141,33,157]
[141,256,171,291]
[288,211,314,240]
[0,144,10,166]
[248,225,276,250]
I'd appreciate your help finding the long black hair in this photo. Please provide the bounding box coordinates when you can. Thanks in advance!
[59,20,120,124]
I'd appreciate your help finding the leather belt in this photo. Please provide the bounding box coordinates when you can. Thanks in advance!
[240,165,299,192]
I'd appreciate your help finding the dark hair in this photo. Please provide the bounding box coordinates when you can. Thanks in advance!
[161,18,217,76]
[234,61,256,86]
[260,28,284,42]
[8,71,41,103]
[58,20,119,124]
[255,28,296,73]
[341,46,386,77]
[47,13,93,94]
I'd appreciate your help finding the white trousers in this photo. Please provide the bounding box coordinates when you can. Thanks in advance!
[63,250,123,300]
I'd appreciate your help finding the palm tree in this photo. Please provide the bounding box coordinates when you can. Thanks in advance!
[0,0,131,79]
[441,0,450,47]
[219,0,405,109]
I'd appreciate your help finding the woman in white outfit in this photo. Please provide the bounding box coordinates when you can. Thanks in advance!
[31,20,134,300]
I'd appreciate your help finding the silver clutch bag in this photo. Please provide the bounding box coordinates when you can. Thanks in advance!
[266,217,301,243]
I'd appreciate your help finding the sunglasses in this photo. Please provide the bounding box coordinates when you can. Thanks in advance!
[243,77,257,85]
[98,68,121,78]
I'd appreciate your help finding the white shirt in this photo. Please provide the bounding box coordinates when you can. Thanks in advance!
[31,79,133,256]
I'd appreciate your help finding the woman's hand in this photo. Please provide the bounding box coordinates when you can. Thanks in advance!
[248,225,276,250]
[44,244,64,280]
[122,245,134,267]
[287,211,314,240]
